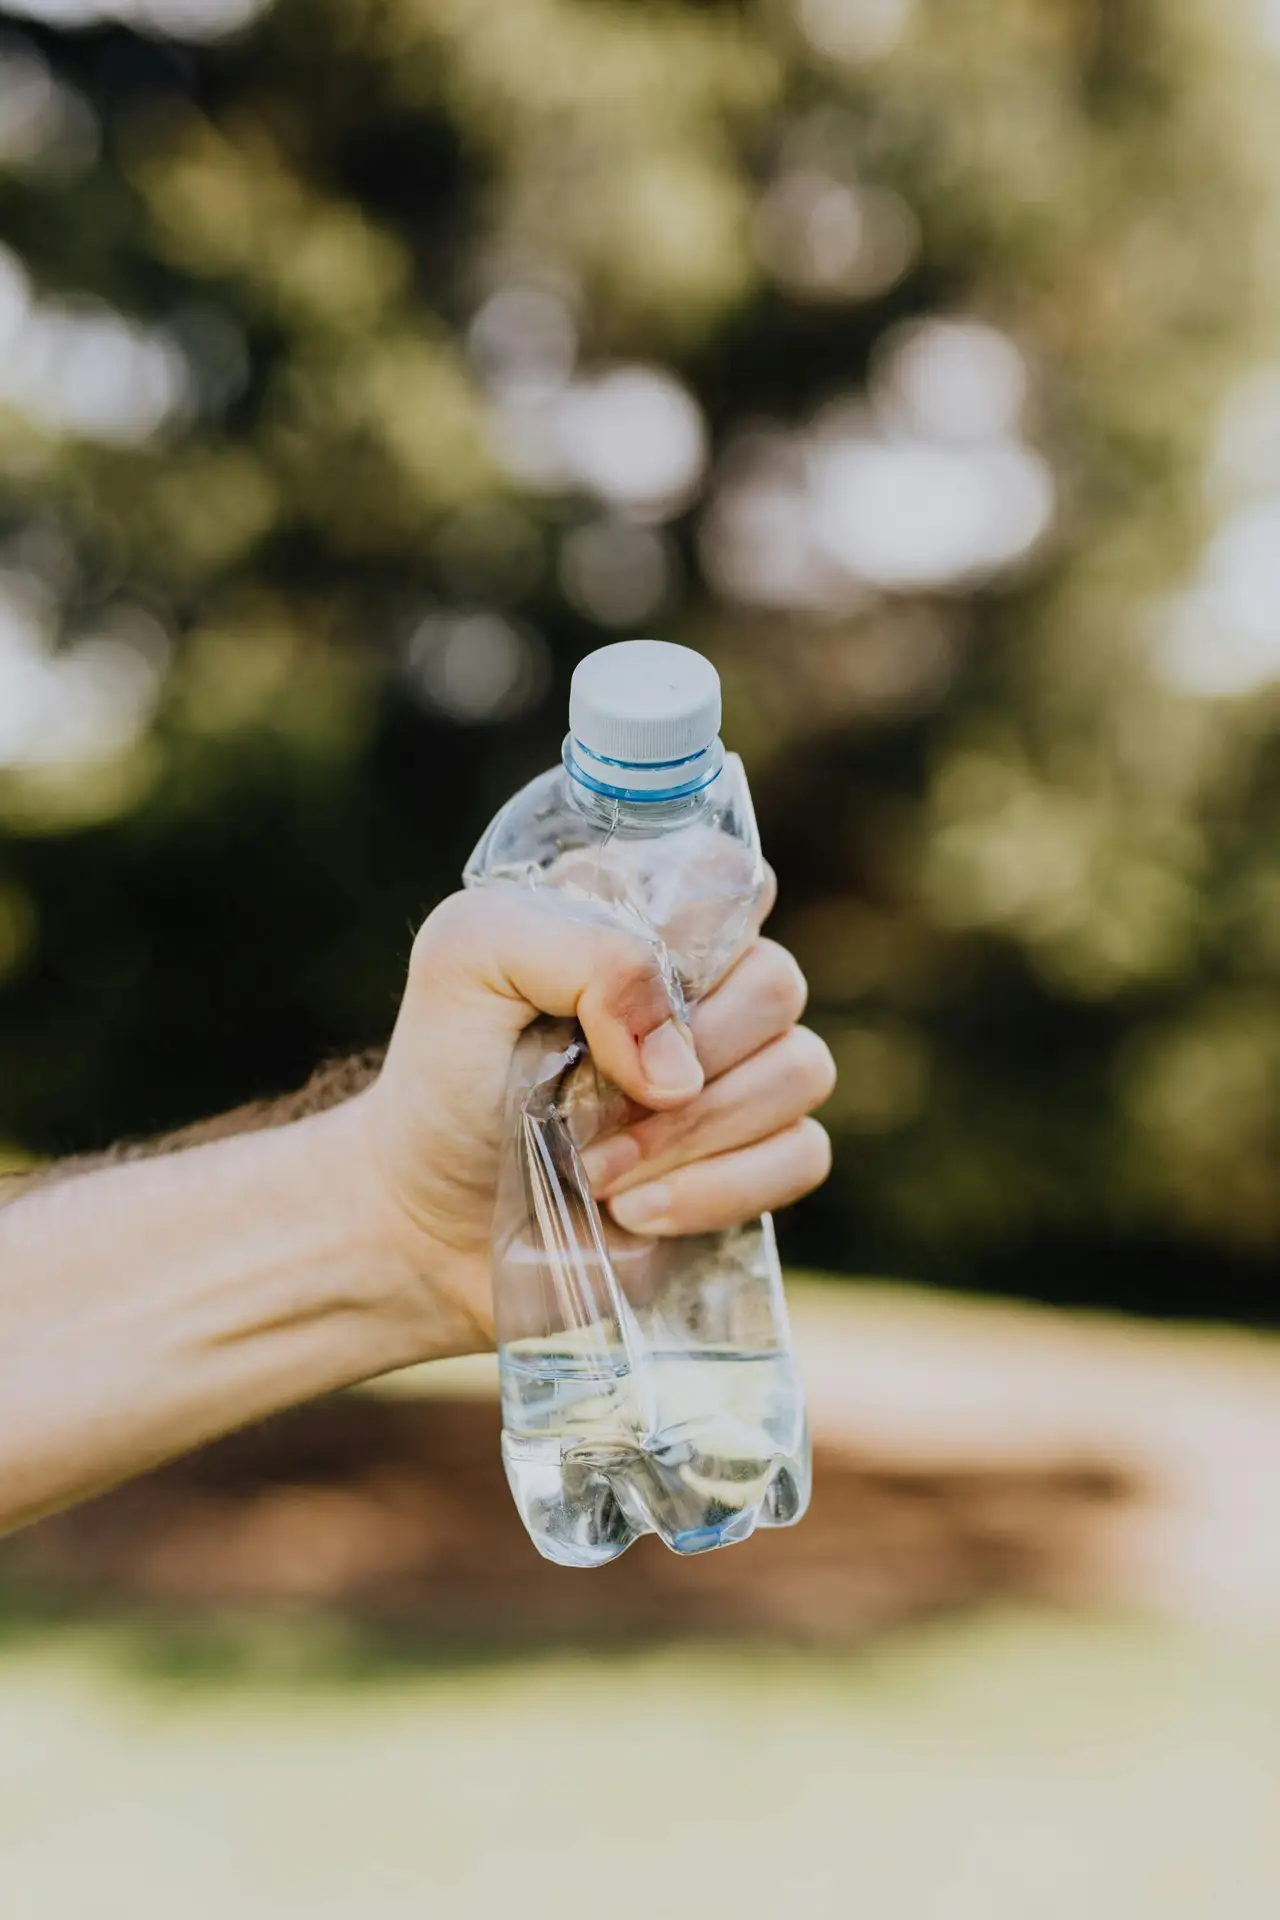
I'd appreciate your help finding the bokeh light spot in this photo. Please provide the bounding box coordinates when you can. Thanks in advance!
[406,612,549,725]
[795,0,913,66]
[559,520,677,629]
[755,170,919,303]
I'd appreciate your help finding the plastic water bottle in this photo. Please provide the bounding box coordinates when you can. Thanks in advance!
[465,640,812,1567]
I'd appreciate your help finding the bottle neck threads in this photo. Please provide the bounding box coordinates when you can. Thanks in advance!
[563,733,725,805]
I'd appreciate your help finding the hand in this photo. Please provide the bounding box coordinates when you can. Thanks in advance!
[353,877,835,1352]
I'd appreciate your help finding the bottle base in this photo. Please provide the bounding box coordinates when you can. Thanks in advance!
[502,1431,811,1569]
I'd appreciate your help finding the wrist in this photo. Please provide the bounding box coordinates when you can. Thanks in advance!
[310,1091,489,1368]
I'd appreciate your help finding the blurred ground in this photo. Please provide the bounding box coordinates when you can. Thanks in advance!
[784,1282,1280,1627]
[2,1613,1279,1919]
[4,1282,1280,1915]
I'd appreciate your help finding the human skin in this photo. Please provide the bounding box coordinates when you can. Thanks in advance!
[0,883,834,1535]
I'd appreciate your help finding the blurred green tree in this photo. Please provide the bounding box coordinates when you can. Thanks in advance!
[1,0,1278,1316]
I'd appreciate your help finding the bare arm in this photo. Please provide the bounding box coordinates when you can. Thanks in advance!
[0,891,833,1535]
[0,1087,448,1533]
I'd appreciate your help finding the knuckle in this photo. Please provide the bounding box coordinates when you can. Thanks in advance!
[794,1117,833,1186]
[410,889,532,995]
[758,863,779,919]
[757,940,809,1025]
[410,891,471,973]
[598,933,668,1026]
[790,1028,838,1108]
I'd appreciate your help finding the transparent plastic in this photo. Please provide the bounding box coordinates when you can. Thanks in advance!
[464,748,812,1567]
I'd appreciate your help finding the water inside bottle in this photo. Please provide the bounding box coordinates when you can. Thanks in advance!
[499,1338,809,1569]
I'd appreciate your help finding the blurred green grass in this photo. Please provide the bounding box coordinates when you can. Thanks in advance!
[3,1610,1278,1918]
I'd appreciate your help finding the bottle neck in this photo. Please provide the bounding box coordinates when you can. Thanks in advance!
[562,734,726,837]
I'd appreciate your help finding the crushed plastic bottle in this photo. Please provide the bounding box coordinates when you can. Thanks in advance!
[465,640,811,1566]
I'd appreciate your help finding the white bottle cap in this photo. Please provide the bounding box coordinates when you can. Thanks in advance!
[567,640,724,799]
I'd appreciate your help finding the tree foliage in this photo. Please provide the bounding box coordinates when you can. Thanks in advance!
[1,0,1279,1314]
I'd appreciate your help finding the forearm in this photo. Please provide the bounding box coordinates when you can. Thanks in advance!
[0,1095,464,1535]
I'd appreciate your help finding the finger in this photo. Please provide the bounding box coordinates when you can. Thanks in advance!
[713,860,778,981]
[410,891,703,1110]
[754,863,779,934]
[606,1120,833,1239]
[508,924,807,1156]
[582,1027,836,1198]
[687,937,808,1083]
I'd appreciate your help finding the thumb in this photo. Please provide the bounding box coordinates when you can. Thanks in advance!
[409,891,705,1110]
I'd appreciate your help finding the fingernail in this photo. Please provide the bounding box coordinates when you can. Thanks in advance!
[610,1182,673,1235]
[640,1019,703,1097]
[580,1133,642,1195]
